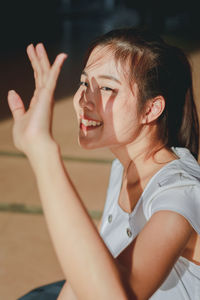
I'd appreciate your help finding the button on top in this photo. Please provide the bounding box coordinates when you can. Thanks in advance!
[126,228,132,238]
[108,214,112,223]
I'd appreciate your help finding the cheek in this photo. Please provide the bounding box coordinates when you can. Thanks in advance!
[73,91,80,113]
[98,92,118,116]
[112,102,138,132]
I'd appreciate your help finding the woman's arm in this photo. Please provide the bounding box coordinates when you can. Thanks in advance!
[29,141,128,300]
[58,282,77,300]
[117,210,193,300]
[7,44,128,300]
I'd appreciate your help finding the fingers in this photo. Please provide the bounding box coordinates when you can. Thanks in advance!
[8,90,25,120]
[35,43,51,73]
[47,53,67,94]
[27,42,67,109]
[27,44,43,88]
[27,43,67,92]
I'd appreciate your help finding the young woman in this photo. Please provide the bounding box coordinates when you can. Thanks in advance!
[8,28,200,300]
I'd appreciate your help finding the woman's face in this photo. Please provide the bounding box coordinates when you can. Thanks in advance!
[73,46,143,150]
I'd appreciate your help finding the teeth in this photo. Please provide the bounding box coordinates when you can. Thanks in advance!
[81,119,101,126]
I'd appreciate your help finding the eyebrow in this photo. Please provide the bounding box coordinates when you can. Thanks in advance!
[82,70,121,84]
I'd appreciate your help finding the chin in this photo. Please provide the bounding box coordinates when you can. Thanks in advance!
[78,138,98,150]
[78,137,108,150]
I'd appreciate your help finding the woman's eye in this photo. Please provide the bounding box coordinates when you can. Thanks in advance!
[79,81,88,88]
[100,86,114,92]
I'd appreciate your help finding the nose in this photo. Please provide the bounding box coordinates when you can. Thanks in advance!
[79,89,95,111]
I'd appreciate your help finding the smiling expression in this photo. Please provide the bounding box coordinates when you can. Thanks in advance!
[73,46,144,151]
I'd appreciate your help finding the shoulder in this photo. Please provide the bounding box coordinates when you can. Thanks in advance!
[110,158,123,173]
[106,159,123,194]
[143,147,200,234]
[144,147,200,202]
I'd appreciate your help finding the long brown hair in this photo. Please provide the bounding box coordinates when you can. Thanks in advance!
[83,27,199,159]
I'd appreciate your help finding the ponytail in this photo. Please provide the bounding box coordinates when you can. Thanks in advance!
[179,86,199,159]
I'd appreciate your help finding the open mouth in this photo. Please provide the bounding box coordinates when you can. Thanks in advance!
[80,117,103,131]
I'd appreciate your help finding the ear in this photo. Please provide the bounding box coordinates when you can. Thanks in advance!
[141,96,165,124]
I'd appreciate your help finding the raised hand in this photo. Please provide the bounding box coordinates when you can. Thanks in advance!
[7,43,67,157]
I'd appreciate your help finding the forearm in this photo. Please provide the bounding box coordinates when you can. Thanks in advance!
[28,143,128,300]
[57,282,77,300]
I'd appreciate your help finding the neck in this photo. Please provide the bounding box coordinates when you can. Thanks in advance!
[110,143,148,170]
[109,133,176,175]
[109,128,160,168]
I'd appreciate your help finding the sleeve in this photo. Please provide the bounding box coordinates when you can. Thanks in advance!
[150,184,200,234]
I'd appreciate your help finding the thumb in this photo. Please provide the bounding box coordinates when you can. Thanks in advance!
[8,90,25,120]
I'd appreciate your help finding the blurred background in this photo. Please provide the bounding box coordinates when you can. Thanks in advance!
[0,1,200,299]
[1,0,200,119]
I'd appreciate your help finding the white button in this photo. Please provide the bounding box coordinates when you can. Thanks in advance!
[126,228,132,238]
[108,214,112,223]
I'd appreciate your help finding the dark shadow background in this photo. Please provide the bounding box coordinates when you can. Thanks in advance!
[1,0,200,120]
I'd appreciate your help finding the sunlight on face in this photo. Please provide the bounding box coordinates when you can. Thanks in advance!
[73,46,143,151]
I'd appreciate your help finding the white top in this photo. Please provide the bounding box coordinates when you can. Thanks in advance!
[100,148,200,300]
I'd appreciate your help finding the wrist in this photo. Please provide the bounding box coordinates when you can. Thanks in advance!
[26,138,61,171]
